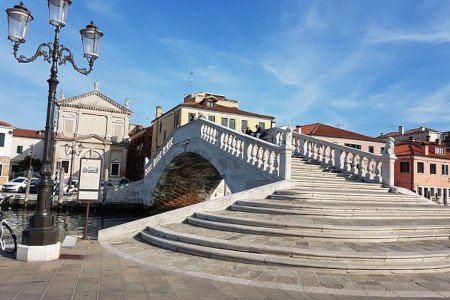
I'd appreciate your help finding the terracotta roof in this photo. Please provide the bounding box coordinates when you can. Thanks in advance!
[395,141,450,159]
[0,121,13,127]
[13,128,45,139]
[379,127,440,138]
[298,123,384,143]
[179,102,275,119]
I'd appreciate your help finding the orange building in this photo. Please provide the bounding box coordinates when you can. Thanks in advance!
[394,141,450,202]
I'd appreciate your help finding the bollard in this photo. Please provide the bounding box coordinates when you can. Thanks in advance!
[444,191,448,206]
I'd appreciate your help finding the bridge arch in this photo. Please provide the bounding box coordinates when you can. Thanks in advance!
[151,152,223,207]
[107,119,291,206]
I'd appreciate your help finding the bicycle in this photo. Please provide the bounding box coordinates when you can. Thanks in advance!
[0,197,17,253]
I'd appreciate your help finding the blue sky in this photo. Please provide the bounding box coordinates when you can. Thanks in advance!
[1,0,450,137]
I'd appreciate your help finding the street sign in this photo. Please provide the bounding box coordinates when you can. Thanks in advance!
[78,158,102,202]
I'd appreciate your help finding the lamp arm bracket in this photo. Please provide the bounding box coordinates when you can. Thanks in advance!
[13,42,52,64]
[59,46,94,75]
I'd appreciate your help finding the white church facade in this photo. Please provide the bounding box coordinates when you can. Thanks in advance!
[54,82,132,185]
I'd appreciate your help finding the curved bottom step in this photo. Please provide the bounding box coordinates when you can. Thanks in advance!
[141,228,450,274]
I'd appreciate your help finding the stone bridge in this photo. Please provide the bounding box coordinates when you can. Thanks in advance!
[105,118,293,206]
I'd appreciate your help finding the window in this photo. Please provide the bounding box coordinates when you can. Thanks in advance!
[188,113,197,122]
[163,131,167,140]
[206,101,215,107]
[16,145,23,154]
[400,161,409,173]
[159,122,162,133]
[229,119,236,130]
[221,117,228,127]
[0,133,4,147]
[61,161,69,174]
[430,163,437,175]
[417,162,424,174]
[241,120,248,132]
[259,122,266,130]
[113,123,123,137]
[174,112,181,128]
[380,147,385,154]
[443,164,449,176]
[64,118,74,133]
[208,115,215,122]
[436,147,445,155]
[345,143,361,150]
[111,163,120,176]
[368,146,374,153]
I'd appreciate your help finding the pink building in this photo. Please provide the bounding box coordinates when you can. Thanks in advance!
[394,141,450,202]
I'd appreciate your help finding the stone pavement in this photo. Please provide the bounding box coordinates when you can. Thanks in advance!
[105,233,450,299]
[0,238,379,300]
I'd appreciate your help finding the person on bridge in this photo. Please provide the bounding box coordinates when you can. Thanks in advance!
[255,125,262,138]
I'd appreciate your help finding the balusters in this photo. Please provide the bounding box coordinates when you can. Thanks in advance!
[253,145,260,165]
[231,136,237,156]
[267,150,275,173]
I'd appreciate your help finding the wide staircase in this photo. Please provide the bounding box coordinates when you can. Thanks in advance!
[139,156,450,274]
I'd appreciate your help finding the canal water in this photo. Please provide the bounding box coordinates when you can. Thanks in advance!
[1,208,148,241]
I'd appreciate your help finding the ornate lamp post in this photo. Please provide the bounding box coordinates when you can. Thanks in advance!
[5,1,103,255]
[64,141,83,193]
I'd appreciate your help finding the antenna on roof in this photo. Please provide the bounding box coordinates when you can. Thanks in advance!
[185,63,194,96]
[336,122,344,128]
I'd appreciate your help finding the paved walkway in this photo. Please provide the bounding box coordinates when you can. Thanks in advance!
[2,236,450,299]
[0,238,372,300]
[105,233,450,299]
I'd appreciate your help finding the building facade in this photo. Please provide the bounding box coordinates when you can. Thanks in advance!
[126,125,153,181]
[0,121,14,185]
[394,141,450,202]
[379,126,442,143]
[9,128,45,177]
[296,123,386,154]
[151,92,275,154]
[54,83,132,185]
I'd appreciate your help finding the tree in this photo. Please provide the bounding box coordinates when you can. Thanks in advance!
[17,156,43,173]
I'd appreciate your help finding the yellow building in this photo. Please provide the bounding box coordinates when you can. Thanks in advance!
[151,92,275,154]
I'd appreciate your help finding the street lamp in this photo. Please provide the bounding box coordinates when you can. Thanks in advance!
[64,141,83,193]
[5,1,103,253]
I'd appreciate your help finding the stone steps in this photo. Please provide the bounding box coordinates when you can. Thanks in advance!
[139,155,450,274]
[229,204,450,220]
[235,199,445,212]
[271,191,429,205]
[187,214,450,241]
[290,179,386,189]
[140,227,450,274]
[291,176,370,184]
[194,211,450,233]
[267,194,430,205]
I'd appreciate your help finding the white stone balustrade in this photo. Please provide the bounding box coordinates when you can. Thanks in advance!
[266,127,396,187]
[106,119,294,205]
[142,119,292,180]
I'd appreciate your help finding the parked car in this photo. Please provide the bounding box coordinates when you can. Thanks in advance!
[29,178,41,194]
[2,177,30,193]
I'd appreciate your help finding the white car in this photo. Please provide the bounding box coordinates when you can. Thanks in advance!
[2,177,29,193]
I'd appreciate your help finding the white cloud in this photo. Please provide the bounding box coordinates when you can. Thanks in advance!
[86,0,121,19]
[366,26,450,44]
[406,85,450,123]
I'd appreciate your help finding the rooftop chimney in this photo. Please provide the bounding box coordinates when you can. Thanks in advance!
[155,106,162,118]
[399,125,404,136]
[424,144,429,156]
[436,138,441,145]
